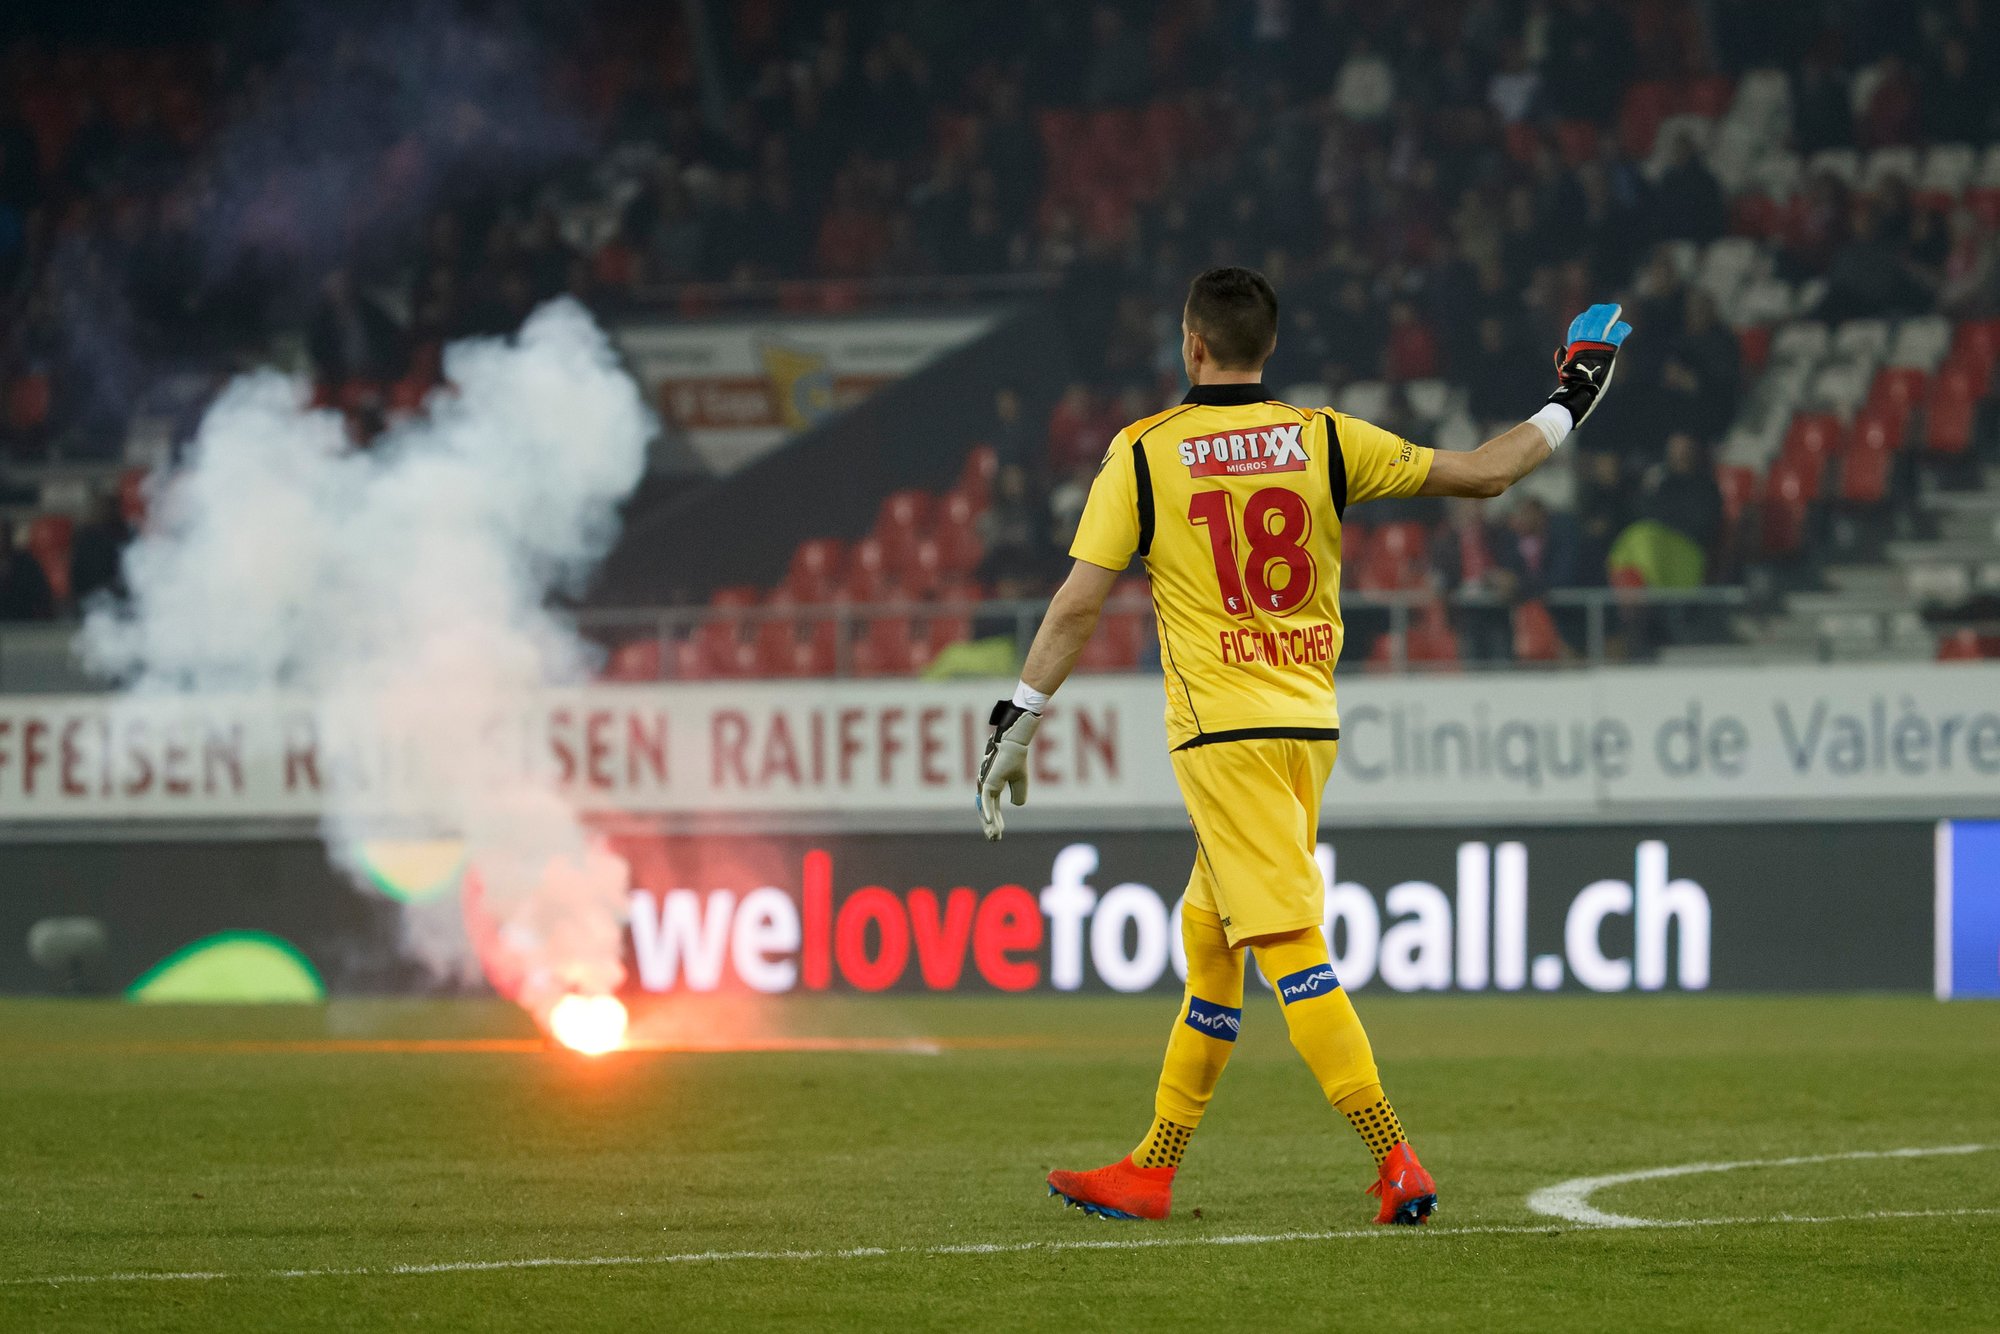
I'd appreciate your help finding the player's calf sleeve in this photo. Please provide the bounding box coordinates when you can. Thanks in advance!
[1145,902,1244,1138]
[1251,928,1382,1110]
[1334,1084,1407,1165]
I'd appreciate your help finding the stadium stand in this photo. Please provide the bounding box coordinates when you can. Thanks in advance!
[3,0,1999,676]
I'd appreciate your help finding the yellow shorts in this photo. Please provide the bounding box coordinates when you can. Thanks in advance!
[1170,737,1338,947]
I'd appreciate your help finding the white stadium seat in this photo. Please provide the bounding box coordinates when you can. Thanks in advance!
[1281,382,1331,409]
[1771,321,1830,365]
[1402,379,1453,423]
[1978,143,2000,188]
[1732,277,1797,327]
[1753,150,1803,200]
[1888,316,1952,371]
[1861,146,1919,192]
[1806,147,1860,187]
[1338,380,1391,423]
[1920,144,1976,196]
[1807,360,1872,418]
[1833,318,1891,363]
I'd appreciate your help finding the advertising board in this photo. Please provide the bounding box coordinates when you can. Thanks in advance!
[4,664,1996,827]
[0,824,1936,997]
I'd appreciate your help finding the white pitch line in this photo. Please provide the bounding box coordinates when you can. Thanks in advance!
[9,1205,2000,1288]
[1525,1144,1992,1228]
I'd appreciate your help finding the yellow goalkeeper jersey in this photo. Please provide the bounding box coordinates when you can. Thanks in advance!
[1070,382,1433,751]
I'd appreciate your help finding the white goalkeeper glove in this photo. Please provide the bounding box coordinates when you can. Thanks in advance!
[975,699,1041,841]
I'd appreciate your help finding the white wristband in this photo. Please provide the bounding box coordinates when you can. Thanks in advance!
[1528,402,1573,450]
[1012,680,1049,714]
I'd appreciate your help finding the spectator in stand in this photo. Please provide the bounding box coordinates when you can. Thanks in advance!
[1574,450,1630,586]
[1791,47,1854,155]
[1652,133,1728,245]
[1466,315,1542,427]
[1044,384,1103,475]
[1496,496,1580,598]
[977,463,1052,586]
[307,269,403,388]
[1538,0,1634,124]
[1084,6,1149,108]
[0,522,54,622]
[68,492,132,607]
[1939,207,2000,317]
[1857,54,1920,149]
[987,387,1033,469]
[1383,300,1442,381]
[1428,498,1512,661]
[1922,35,1992,143]
[1657,290,1741,444]
[1819,197,1934,320]
[1609,432,1724,591]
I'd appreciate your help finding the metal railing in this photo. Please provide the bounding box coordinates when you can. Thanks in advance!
[574,586,1755,679]
[0,587,1755,694]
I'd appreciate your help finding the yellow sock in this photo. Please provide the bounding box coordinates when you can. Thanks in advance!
[1138,902,1244,1162]
[1132,1116,1194,1169]
[1335,1085,1407,1165]
[1250,927,1382,1110]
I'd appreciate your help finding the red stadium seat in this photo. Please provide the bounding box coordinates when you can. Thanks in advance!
[1867,367,1926,425]
[1553,120,1599,166]
[708,585,761,610]
[934,511,984,576]
[1738,326,1772,373]
[1356,521,1430,592]
[843,536,899,604]
[1760,464,1812,557]
[851,616,924,677]
[1511,600,1565,663]
[1781,413,1844,498]
[785,538,847,602]
[1075,612,1142,672]
[1950,319,2000,382]
[25,515,73,602]
[957,446,998,509]
[1922,368,1980,455]
[606,639,665,682]
[1937,628,2000,661]
[904,537,946,599]
[1716,465,1759,528]
[1851,402,1907,455]
[1618,80,1673,158]
[1368,602,1461,671]
[1838,430,1894,506]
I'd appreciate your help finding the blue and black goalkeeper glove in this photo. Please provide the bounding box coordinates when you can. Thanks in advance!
[1547,303,1633,429]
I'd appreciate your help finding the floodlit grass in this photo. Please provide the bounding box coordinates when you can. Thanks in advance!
[2,995,1996,1332]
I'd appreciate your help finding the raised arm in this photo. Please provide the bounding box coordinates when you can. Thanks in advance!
[1420,304,1633,500]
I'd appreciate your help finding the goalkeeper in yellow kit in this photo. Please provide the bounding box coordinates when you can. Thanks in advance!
[975,267,1631,1224]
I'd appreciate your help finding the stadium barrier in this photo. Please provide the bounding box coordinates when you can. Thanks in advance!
[0,821,1964,997]
[1,663,1995,827]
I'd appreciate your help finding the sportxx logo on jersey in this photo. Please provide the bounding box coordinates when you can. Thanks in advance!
[1179,422,1308,478]
[1184,996,1243,1040]
[1277,964,1340,1004]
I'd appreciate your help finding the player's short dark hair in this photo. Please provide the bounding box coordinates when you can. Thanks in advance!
[1184,267,1279,369]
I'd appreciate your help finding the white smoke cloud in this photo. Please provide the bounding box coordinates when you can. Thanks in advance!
[82,298,653,1015]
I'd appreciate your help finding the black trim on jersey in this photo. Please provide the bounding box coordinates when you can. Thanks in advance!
[1174,725,1341,751]
[1131,441,1155,557]
[1129,404,1197,560]
[1181,382,1271,406]
[1321,410,1349,519]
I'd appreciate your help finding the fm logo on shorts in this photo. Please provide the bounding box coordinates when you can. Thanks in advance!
[1277,964,1340,1004]
[1179,422,1308,478]
[1184,996,1243,1040]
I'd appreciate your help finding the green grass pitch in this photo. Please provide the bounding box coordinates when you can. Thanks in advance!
[3,994,1997,1332]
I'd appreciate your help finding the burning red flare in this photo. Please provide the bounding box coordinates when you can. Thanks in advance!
[548,994,628,1055]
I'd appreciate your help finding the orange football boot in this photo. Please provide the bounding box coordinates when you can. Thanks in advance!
[1046,1155,1175,1220]
[1365,1142,1438,1225]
